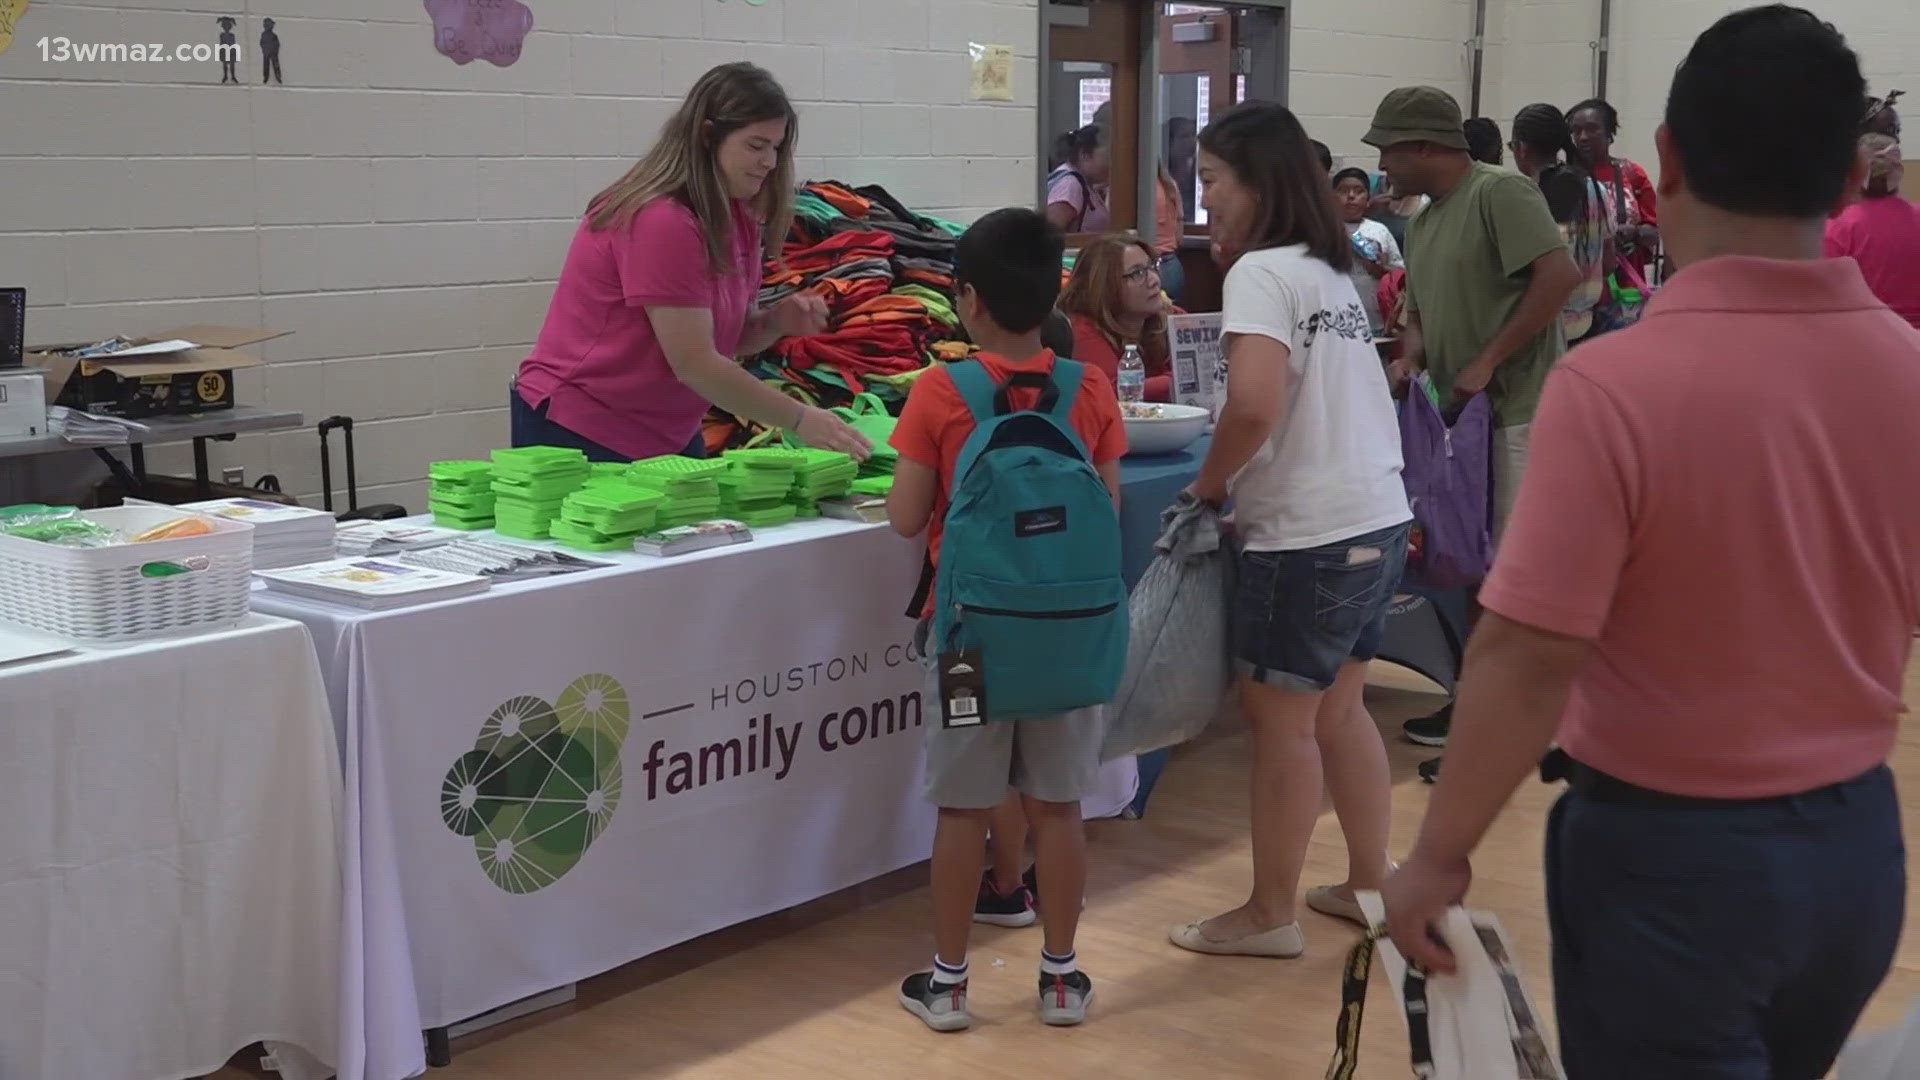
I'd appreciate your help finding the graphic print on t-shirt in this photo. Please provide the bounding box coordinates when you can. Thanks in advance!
[1213,300,1373,391]
[1300,303,1373,348]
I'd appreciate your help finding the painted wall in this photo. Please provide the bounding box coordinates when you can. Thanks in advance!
[0,0,1039,508]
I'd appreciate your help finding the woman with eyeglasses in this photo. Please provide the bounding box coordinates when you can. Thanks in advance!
[1058,235,1180,402]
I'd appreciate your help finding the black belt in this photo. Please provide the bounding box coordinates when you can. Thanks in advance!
[1540,748,1870,811]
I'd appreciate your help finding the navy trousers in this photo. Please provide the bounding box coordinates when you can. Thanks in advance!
[1547,764,1905,1079]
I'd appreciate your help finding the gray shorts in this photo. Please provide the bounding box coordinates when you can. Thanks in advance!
[913,621,1105,808]
[921,696,1107,809]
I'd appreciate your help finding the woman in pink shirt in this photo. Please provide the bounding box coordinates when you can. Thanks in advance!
[1825,134,1920,329]
[513,63,868,462]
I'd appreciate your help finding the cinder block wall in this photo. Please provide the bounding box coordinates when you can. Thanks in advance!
[0,0,1039,509]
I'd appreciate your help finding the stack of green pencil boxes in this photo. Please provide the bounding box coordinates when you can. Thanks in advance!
[849,474,894,499]
[625,456,727,528]
[429,460,496,530]
[549,482,666,551]
[490,446,590,539]
[718,449,805,529]
[787,450,860,517]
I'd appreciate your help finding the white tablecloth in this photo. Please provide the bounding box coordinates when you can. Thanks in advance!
[254,518,1136,1080]
[0,616,342,1080]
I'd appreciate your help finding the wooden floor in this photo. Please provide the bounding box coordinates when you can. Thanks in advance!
[219,657,1920,1079]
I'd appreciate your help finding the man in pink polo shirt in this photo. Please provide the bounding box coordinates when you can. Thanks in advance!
[1384,7,1920,1077]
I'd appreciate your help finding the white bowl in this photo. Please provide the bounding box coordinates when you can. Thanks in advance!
[1121,403,1210,456]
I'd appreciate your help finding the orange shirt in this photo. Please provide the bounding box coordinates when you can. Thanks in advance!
[891,350,1128,615]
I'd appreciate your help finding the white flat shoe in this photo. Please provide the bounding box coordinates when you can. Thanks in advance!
[1169,919,1305,958]
[1305,886,1367,927]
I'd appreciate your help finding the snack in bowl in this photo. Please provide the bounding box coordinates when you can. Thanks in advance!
[1121,402,1211,456]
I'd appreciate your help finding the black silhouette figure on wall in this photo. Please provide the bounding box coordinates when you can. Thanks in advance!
[261,18,282,84]
[216,17,238,84]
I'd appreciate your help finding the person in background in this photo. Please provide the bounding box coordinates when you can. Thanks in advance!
[514,62,869,463]
[1464,117,1505,167]
[1367,85,1580,757]
[1511,103,1615,345]
[1168,116,1200,223]
[1368,177,1430,257]
[1333,167,1405,336]
[889,207,1124,1032]
[1385,9,1920,1077]
[1826,133,1920,329]
[1060,235,1179,402]
[1152,163,1190,304]
[1312,139,1334,177]
[1045,124,1111,233]
[1865,89,1902,137]
[1169,102,1412,960]
[1569,97,1661,275]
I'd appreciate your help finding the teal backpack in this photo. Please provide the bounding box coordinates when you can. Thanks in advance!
[929,359,1128,720]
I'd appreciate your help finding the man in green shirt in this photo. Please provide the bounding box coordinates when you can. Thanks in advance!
[1364,86,1581,758]
[1366,86,1580,533]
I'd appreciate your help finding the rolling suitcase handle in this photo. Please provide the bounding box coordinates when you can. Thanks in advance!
[318,415,408,522]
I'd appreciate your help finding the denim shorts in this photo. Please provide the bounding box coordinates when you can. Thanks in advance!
[1232,521,1411,691]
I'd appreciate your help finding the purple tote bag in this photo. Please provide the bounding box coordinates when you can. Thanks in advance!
[1398,374,1492,588]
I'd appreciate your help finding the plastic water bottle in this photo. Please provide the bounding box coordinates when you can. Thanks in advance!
[1118,343,1145,403]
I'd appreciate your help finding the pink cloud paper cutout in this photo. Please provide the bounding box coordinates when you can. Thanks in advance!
[424,0,533,67]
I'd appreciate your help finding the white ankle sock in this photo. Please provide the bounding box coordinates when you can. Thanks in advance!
[1040,948,1077,977]
[932,955,969,988]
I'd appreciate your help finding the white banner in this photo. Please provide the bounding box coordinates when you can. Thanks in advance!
[1168,311,1224,415]
[330,526,938,1080]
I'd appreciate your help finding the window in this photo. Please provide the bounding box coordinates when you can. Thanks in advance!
[1041,1,1288,244]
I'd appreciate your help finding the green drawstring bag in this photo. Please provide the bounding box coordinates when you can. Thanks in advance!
[801,392,898,467]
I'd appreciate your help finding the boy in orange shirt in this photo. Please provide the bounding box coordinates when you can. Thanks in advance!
[887,207,1126,1031]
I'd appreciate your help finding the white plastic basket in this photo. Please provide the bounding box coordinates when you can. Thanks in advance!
[0,505,254,644]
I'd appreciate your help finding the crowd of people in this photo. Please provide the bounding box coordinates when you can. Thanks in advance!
[507,5,1920,1074]
[895,6,1919,1077]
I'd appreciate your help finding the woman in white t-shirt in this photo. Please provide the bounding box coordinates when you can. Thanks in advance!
[1169,101,1414,961]
[1333,167,1405,335]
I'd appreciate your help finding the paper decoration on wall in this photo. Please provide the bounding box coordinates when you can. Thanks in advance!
[0,0,28,57]
[260,17,282,84]
[969,42,1013,102]
[425,0,534,67]
[216,16,239,83]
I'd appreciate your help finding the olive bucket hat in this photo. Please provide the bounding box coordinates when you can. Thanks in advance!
[1363,86,1471,151]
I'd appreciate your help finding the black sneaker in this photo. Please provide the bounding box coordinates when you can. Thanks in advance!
[900,971,972,1032]
[974,872,1036,927]
[1419,756,1442,784]
[1403,704,1453,747]
[1038,970,1094,1026]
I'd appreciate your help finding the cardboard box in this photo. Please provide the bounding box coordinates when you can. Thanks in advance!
[0,369,46,438]
[28,325,290,418]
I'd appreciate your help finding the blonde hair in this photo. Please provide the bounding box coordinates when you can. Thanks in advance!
[1059,234,1171,371]
[1861,132,1902,197]
[588,62,797,273]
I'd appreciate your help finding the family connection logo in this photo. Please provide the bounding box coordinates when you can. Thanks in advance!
[441,647,927,894]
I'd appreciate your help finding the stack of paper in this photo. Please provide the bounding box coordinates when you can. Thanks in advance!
[178,497,336,569]
[255,557,491,610]
[334,520,464,557]
[47,406,148,446]
[633,519,754,558]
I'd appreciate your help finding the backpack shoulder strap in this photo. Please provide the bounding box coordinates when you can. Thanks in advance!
[947,360,997,424]
[1046,359,1085,423]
